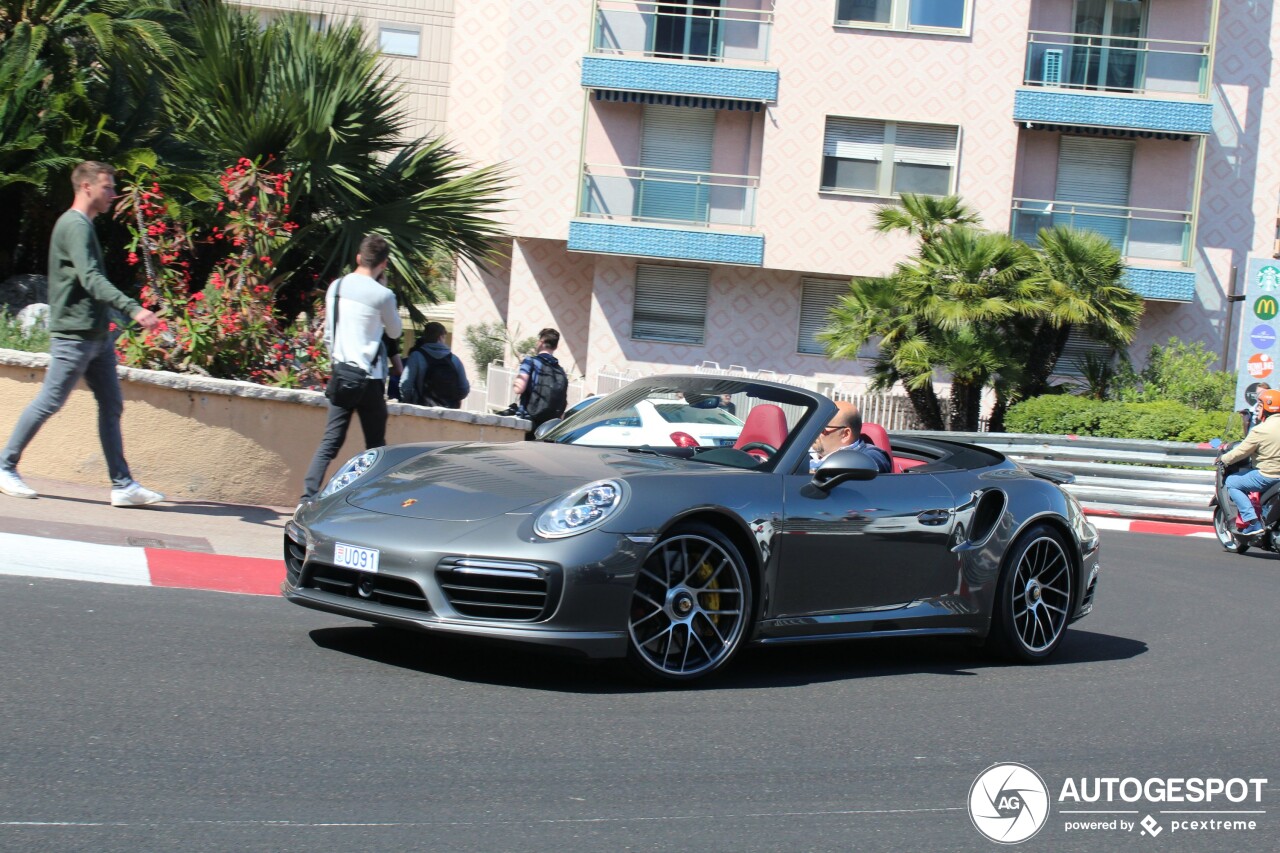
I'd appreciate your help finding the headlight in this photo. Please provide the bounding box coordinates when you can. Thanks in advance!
[534,479,629,538]
[319,450,380,498]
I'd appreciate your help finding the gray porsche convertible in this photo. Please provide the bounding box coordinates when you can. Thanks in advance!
[284,375,1100,683]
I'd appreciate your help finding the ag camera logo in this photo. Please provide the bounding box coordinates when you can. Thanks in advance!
[969,763,1050,844]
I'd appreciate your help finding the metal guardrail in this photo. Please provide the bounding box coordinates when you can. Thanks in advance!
[908,431,1216,524]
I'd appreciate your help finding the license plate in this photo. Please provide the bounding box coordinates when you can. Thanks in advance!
[334,542,380,573]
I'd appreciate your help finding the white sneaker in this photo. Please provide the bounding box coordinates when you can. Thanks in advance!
[111,481,166,507]
[0,468,37,499]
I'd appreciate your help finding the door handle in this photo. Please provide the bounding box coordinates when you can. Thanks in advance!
[917,509,951,526]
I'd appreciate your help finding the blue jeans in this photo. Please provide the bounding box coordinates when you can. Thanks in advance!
[3,337,133,488]
[1226,468,1280,524]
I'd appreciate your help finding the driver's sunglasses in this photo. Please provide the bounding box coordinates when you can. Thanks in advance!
[820,425,845,435]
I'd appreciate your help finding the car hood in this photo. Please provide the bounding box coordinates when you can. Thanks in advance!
[343,441,691,521]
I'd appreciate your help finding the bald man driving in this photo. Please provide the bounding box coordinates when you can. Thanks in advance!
[810,401,892,474]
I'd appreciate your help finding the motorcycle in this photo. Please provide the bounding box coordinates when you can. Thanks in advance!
[1210,440,1280,554]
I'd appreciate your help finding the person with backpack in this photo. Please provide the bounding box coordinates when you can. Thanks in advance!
[512,327,568,437]
[400,321,469,409]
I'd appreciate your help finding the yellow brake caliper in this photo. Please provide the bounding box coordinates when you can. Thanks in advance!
[695,558,720,627]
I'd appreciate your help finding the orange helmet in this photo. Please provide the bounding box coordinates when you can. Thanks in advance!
[1259,389,1280,415]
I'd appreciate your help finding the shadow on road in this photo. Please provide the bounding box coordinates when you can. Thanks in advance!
[308,625,1146,694]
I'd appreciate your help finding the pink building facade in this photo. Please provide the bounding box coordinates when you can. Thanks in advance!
[446,0,1280,390]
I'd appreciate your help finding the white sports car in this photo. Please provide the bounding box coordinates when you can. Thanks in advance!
[558,398,743,448]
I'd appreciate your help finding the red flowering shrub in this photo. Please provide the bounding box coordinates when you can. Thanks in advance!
[114,160,329,388]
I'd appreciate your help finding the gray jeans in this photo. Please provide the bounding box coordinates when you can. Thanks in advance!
[2,337,133,488]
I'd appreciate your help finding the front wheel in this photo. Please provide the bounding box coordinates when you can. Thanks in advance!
[1213,504,1249,554]
[626,523,753,683]
[986,524,1074,663]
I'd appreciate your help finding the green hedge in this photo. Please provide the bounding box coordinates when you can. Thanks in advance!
[1004,395,1241,443]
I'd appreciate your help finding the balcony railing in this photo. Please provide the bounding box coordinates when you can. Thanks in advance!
[1011,198,1192,265]
[591,0,773,65]
[579,163,758,228]
[1023,30,1210,98]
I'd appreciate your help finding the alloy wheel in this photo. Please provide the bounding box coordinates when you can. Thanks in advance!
[628,532,749,680]
[1009,536,1072,654]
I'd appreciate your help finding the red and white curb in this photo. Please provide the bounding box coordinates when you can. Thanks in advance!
[0,531,283,596]
[1086,516,1216,538]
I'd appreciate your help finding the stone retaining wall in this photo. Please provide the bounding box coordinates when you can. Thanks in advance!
[0,350,528,506]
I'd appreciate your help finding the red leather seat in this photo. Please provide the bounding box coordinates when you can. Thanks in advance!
[860,422,925,474]
[734,404,788,457]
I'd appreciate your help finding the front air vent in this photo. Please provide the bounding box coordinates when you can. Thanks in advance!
[284,528,306,586]
[435,559,559,621]
[302,563,430,612]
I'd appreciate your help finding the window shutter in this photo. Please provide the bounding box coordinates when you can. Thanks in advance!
[1055,136,1133,206]
[823,118,885,160]
[640,105,715,171]
[633,264,710,344]
[1056,326,1114,378]
[893,122,959,166]
[1054,136,1134,248]
[797,278,847,355]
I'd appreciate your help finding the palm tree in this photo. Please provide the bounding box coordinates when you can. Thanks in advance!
[986,225,1143,431]
[821,227,1041,431]
[0,0,180,279]
[161,5,507,314]
[872,192,982,244]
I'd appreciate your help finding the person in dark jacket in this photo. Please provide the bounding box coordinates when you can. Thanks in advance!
[400,322,470,409]
[1,161,164,506]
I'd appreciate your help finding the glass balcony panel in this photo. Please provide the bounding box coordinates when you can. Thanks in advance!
[592,1,772,64]
[1023,31,1209,98]
[580,165,758,228]
[1010,199,1192,265]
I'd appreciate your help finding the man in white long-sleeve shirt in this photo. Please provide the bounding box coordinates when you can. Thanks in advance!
[301,234,403,502]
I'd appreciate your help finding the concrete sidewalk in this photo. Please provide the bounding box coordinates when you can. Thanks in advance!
[0,474,287,595]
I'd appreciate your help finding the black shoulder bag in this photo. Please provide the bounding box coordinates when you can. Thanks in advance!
[324,276,377,408]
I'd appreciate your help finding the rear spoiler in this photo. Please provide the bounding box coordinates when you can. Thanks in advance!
[1022,465,1075,486]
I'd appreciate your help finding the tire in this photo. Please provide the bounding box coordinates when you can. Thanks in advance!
[626,522,753,683]
[986,523,1074,663]
[1213,504,1249,554]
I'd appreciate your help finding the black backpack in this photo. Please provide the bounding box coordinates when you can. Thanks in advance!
[404,347,463,408]
[524,356,568,425]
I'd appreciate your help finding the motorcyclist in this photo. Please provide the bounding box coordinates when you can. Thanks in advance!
[1219,388,1280,535]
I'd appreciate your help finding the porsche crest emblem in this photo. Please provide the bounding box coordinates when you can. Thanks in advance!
[401,498,418,508]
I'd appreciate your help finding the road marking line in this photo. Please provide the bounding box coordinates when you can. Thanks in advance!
[0,532,150,586]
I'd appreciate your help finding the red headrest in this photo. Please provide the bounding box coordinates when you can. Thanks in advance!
[734,404,788,451]
[859,422,892,456]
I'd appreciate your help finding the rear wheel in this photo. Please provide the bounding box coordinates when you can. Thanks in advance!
[1213,504,1249,554]
[626,523,753,683]
[987,524,1073,662]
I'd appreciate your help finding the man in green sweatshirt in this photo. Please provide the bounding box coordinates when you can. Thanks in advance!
[0,161,165,506]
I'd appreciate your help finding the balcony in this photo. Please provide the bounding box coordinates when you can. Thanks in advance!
[570,164,763,266]
[1024,31,1209,97]
[579,163,758,228]
[591,0,772,64]
[1011,198,1196,301]
[1015,30,1214,135]
[583,1,778,104]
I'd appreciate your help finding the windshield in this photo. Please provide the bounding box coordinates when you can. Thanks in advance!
[542,377,819,469]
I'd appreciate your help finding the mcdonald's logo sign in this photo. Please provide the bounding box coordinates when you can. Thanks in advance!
[1256,296,1279,320]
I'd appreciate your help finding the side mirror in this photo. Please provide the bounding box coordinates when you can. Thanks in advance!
[533,418,562,440]
[812,447,879,491]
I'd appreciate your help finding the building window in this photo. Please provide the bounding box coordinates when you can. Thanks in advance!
[632,264,709,345]
[797,278,847,355]
[379,25,421,57]
[821,117,959,198]
[835,0,970,33]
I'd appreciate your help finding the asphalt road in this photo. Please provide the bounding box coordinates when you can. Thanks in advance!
[1,530,1276,853]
